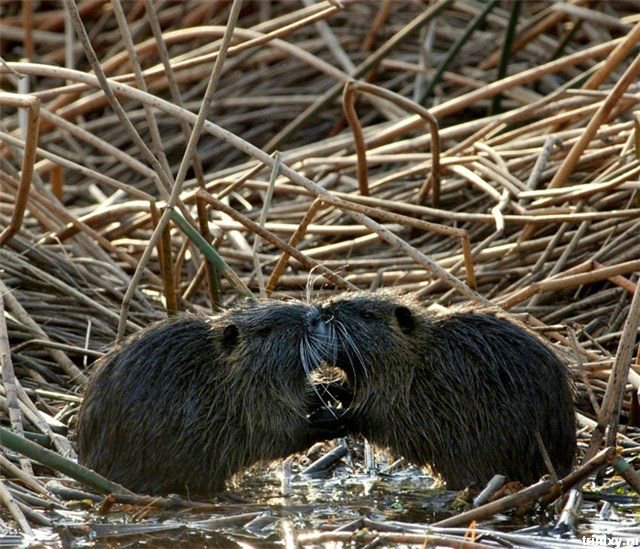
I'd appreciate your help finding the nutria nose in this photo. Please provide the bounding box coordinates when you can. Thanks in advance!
[306,307,329,337]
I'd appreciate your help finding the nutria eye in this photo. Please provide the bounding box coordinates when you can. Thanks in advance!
[360,311,375,321]
[222,324,239,347]
[395,306,414,333]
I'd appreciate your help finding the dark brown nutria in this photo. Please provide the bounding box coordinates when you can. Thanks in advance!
[313,291,576,490]
[76,300,349,496]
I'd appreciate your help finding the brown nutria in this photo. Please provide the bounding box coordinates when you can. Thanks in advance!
[76,300,350,496]
[313,291,576,490]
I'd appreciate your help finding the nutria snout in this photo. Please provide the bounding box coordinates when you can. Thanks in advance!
[76,300,349,496]
[310,291,576,490]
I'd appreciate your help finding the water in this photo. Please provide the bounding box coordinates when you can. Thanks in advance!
[5,446,638,547]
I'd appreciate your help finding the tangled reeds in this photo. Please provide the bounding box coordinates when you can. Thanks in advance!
[0,0,639,544]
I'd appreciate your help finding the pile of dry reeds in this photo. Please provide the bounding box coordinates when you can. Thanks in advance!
[0,0,639,544]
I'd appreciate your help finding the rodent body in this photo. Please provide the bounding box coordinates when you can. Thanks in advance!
[315,291,576,489]
[76,301,346,496]
[77,291,576,494]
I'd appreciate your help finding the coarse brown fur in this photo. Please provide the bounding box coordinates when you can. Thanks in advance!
[315,291,576,490]
[76,300,347,496]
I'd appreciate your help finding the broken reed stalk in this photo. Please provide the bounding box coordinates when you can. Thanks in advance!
[195,193,221,310]
[608,451,640,494]
[419,0,497,104]
[490,0,521,115]
[342,81,369,196]
[0,478,33,536]
[253,153,281,297]
[266,198,324,296]
[169,209,253,299]
[587,285,640,459]
[0,427,132,496]
[436,447,618,529]
[346,80,441,206]
[158,207,178,315]
[0,92,40,246]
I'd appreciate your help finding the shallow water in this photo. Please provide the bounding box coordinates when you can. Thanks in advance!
[5,448,639,548]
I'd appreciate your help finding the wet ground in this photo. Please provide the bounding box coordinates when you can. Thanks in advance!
[4,445,637,548]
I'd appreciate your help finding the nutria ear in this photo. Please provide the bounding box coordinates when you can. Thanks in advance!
[222,324,239,347]
[394,306,414,333]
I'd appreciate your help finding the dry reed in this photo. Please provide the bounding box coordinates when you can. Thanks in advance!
[0,0,639,544]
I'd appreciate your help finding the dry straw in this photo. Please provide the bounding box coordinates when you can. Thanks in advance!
[0,0,639,542]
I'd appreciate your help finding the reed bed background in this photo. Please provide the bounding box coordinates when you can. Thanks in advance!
[0,0,639,545]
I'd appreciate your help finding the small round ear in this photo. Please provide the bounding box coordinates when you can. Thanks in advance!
[222,324,239,347]
[394,306,414,333]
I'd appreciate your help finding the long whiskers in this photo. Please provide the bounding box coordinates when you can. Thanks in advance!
[300,320,342,413]
[334,318,368,386]
[304,268,325,305]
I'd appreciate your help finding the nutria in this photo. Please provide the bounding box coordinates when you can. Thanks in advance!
[76,300,349,496]
[314,291,576,490]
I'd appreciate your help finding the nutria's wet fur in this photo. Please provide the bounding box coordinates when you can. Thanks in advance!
[317,291,576,489]
[76,300,346,496]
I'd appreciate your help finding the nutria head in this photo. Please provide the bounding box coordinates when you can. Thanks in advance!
[312,291,422,412]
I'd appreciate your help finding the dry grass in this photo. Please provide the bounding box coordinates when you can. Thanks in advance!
[0,0,639,543]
